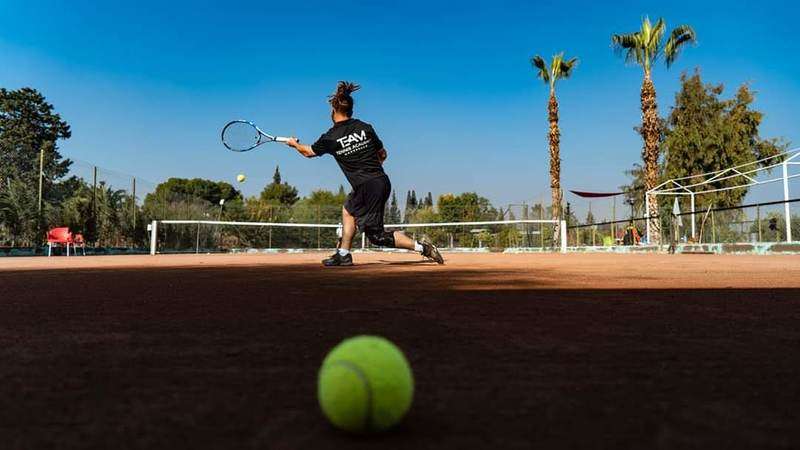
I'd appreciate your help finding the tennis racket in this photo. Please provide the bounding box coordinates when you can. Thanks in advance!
[221,120,293,152]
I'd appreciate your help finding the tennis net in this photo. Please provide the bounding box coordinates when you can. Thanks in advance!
[149,219,567,254]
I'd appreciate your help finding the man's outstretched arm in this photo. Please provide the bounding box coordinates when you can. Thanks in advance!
[285,138,316,158]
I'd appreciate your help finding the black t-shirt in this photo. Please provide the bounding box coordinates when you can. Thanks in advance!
[311,118,386,187]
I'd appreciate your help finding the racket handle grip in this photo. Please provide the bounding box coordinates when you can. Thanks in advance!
[275,137,292,143]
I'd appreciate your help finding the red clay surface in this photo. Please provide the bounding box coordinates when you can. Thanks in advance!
[1,252,799,449]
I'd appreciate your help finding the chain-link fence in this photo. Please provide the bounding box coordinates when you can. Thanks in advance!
[2,157,561,255]
[1,158,160,251]
[566,198,800,247]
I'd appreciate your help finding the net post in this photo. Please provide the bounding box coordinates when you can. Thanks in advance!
[361,232,366,249]
[149,220,158,255]
[560,220,567,253]
[195,222,201,254]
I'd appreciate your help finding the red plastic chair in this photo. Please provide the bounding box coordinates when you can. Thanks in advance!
[46,227,73,257]
[72,233,86,256]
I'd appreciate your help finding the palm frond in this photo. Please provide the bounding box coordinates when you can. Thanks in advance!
[664,25,697,67]
[551,52,563,74]
[649,18,666,47]
[611,33,645,66]
[530,55,550,84]
[611,33,640,50]
[641,16,652,41]
[557,57,579,79]
[612,16,695,73]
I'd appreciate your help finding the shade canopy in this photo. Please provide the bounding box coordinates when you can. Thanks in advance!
[569,190,626,199]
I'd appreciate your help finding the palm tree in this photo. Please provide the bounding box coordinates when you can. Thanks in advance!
[612,17,696,244]
[531,53,578,242]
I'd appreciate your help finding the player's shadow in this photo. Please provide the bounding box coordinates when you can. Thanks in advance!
[375,259,438,266]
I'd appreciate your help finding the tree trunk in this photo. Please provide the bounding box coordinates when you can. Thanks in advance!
[641,74,661,244]
[548,92,562,243]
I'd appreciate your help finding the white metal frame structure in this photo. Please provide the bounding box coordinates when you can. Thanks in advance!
[646,148,800,243]
[149,219,569,254]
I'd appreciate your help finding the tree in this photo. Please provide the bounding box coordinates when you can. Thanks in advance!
[662,71,786,209]
[619,162,647,217]
[259,166,299,206]
[242,167,300,228]
[438,192,496,223]
[272,188,346,248]
[585,209,596,226]
[385,191,401,224]
[0,88,72,187]
[612,17,696,243]
[150,178,242,205]
[294,188,347,223]
[0,178,40,245]
[142,177,243,224]
[404,190,419,222]
[0,88,72,244]
[424,192,433,208]
[273,166,282,184]
[530,52,578,239]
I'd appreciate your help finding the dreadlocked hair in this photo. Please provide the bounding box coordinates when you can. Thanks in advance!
[328,81,360,117]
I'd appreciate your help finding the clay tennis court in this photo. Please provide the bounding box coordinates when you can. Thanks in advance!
[1,253,799,449]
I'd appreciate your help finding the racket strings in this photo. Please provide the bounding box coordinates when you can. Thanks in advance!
[223,121,261,151]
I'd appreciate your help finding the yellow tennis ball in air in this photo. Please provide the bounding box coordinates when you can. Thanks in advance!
[318,336,414,433]
[236,174,246,183]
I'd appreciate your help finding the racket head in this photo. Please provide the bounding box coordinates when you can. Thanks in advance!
[221,120,266,152]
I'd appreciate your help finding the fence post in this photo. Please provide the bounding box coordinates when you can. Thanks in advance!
[611,196,616,243]
[560,220,567,253]
[757,204,762,242]
[132,177,137,228]
[539,201,544,248]
[783,162,792,242]
[711,211,716,243]
[645,193,650,243]
[149,220,158,255]
[690,193,696,240]
[38,147,45,213]
[92,166,97,243]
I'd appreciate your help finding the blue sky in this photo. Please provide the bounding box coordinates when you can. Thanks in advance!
[1,0,798,219]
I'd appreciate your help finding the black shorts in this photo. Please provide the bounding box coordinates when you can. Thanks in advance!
[344,175,391,232]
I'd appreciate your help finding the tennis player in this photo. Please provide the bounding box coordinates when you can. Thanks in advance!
[285,81,443,266]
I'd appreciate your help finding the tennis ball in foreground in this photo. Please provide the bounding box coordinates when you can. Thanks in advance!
[318,336,414,433]
[236,174,246,183]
